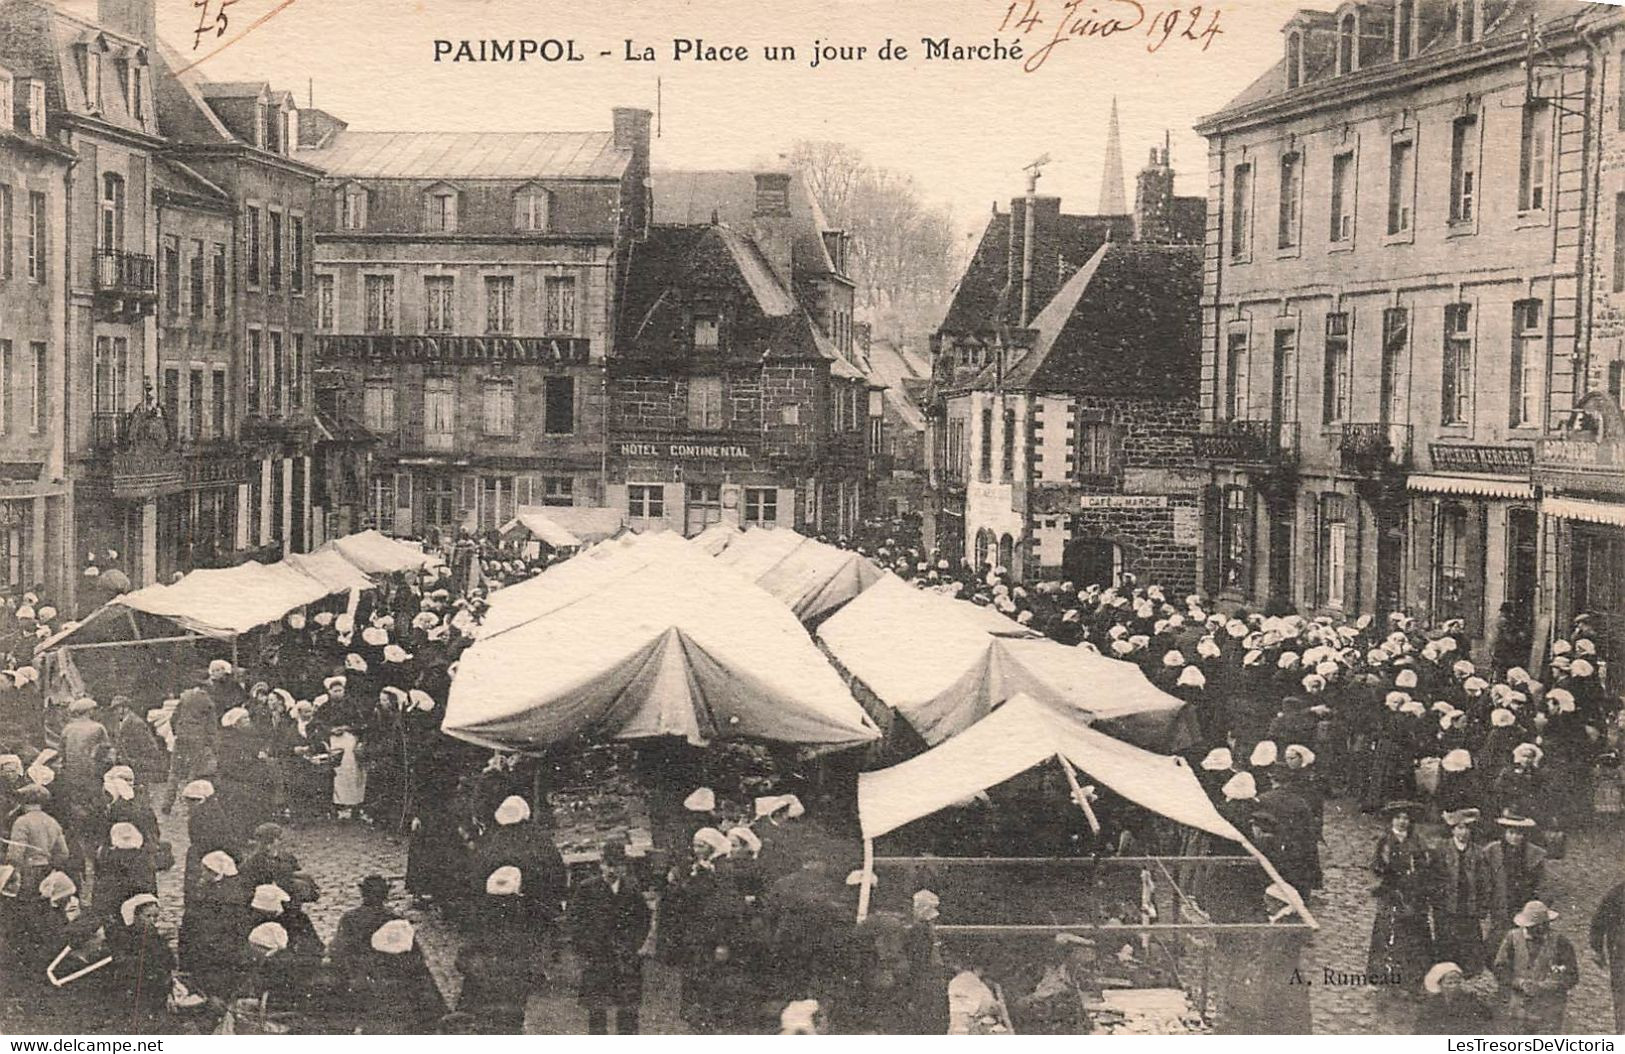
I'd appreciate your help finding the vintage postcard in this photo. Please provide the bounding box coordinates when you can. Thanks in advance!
[0,0,1623,1039]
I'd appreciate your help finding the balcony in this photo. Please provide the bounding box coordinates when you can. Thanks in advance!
[93,251,158,322]
[1194,419,1299,469]
[1340,422,1412,476]
[240,412,314,448]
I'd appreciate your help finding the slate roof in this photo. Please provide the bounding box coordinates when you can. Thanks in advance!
[652,169,842,278]
[153,157,231,208]
[0,0,151,137]
[297,130,630,180]
[936,209,1133,338]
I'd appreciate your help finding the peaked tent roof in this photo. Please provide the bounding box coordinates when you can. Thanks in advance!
[709,527,885,623]
[442,532,880,752]
[499,505,626,548]
[818,575,1185,748]
[318,530,443,575]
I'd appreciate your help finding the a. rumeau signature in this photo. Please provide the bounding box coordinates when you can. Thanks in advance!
[999,0,1223,72]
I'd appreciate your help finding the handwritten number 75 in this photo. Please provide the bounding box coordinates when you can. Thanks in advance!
[194,0,239,50]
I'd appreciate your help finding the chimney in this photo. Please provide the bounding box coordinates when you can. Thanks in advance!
[98,0,156,47]
[1134,136,1178,244]
[612,106,652,236]
[748,172,795,289]
[1007,193,1061,327]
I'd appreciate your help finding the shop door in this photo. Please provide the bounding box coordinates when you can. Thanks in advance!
[1267,504,1294,610]
[1376,506,1405,617]
[1505,508,1538,644]
[1064,538,1120,590]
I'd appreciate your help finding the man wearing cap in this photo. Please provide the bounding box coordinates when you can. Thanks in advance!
[1433,808,1491,978]
[58,697,111,833]
[565,841,652,1034]
[1368,801,1434,988]
[1484,812,1547,943]
[1494,900,1579,1032]
[1590,876,1625,1033]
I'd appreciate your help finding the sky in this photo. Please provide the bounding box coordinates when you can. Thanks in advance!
[74,0,1297,234]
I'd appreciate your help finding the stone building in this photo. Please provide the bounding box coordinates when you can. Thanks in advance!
[607,173,877,537]
[925,141,1205,585]
[1195,0,1593,654]
[858,326,930,518]
[0,59,73,601]
[298,107,651,540]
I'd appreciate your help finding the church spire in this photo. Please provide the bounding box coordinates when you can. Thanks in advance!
[1099,97,1127,216]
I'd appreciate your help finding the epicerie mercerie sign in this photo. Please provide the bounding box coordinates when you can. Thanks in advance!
[1080,495,1169,510]
[316,334,591,365]
[617,440,754,460]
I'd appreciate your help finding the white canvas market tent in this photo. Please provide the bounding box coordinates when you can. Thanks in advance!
[818,574,1186,749]
[442,531,881,753]
[317,530,442,575]
[498,505,627,549]
[854,693,1314,925]
[704,526,885,623]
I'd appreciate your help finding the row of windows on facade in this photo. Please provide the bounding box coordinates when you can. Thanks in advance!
[320,273,578,336]
[1284,0,1491,91]
[1220,300,1546,432]
[369,473,580,534]
[75,44,148,125]
[0,186,49,284]
[1228,101,1550,259]
[360,374,573,442]
[623,484,782,526]
[1214,487,1502,629]
[334,183,556,234]
[0,71,49,138]
[241,205,305,293]
[942,413,1121,483]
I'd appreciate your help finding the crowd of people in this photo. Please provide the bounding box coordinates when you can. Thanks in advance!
[3,520,1624,1034]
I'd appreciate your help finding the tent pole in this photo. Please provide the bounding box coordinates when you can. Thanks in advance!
[856,838,874,922]
[1057,754,1101,835]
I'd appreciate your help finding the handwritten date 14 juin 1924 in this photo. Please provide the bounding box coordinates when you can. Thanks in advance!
[999,0,1223,72]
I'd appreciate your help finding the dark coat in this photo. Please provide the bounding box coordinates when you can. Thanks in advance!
[566,875,651,1008]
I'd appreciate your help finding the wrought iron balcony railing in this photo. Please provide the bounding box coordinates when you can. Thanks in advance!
[94,250,156,295]
[1194,419,1299,467]
[1340,422,1412,475]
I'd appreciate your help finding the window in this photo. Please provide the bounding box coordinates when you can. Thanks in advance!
[780,403,801,426]
[1396,0,1414,59]
[424,275,455,333]
[189,239,205,317]
[1442,303,1473,425]
[267,211,283,289]
[29,342,44,434]
[1330,153,1354,243]
[544,376,574,434]
[979,405,994,482]
[688,375,723,430]
[482,378,515,435]
[1002,407,1016,477]
[744,487,779,526]
[1520,103,1550,213]
[212,368,227,436]
[1277,153,1301,249]
[316,273,334,329]
[364,274,395,333]
[1459,0,1477,43]
[1286,32,1301,89]
[628,484,665,519]
[1271,328,1298,424]
[246,329,262,412]
[212,244,227,318]
[1387,139,1414,235]
[1078,421,1117,476]
[363,379,396,433]
[542,476,573,507]
[1322,312,1351,424]
[371,475,395,534]
[92,336,128,416]
[291,334,304,409]
[693,314,720,348]
[1230,163,1253,260]
[26,192,45,281]
[423,477,456,528]
[290,216,304,294]
[0,185,10,279]
[1225,332,1248,421]
[245,206,261,286]
[514,187,549,231]
[27,81,44,137]
[685,483,721,534]
[425,189,457,232]
[189,369,204,440]
[1219,486,1252,593]
[100,174,124,253]
[269,331,285,415]
[1435,503,1470,622]
[424,377,455,449]
[162,237,180,318]
[485,275,514,333]
[1381,307,1408,422]
[1510,299,1544,428]
[83,48,101,109]
[160,366,178,430]
[1612,361,1625,409]
[338,184,367,230]
[1318,494,1348,610]
[545,276,576,335]
[1337,14,1356,74]
[1449,116,1478,223]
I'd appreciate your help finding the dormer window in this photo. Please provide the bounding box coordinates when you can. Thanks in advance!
[27,80,44,136]
[125,59,145,122]
[81,47,102,110]
[1337,13,1357,74]
[1395,0,1415,59]
[1286,31,1302,89]
[513,185,550,231]
[0,71,12,131]
[1459,0,1478,44]
[424,184,459,233]
[337,182,368,231]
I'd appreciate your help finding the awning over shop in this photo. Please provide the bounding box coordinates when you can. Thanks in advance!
[817,574,1186,749]
[499,505,626,548]
[1406,474,1534,500]
[1543,495,1625,528]
[708,526,885,623]
[442,532,880,753]
[283,550,375,593]
[318,530,443,574]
